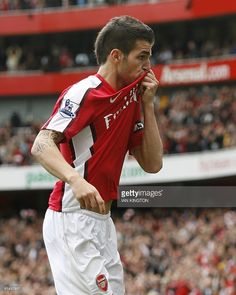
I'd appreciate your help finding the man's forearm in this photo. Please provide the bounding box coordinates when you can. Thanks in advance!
[132,102,163,173]
[141,103,163,172]
[31,130,80,184]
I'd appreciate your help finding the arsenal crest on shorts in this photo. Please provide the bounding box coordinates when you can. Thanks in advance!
[96,274,108,292]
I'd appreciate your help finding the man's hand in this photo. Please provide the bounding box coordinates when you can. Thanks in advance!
[69,175,106,214]
[140,69,159,104]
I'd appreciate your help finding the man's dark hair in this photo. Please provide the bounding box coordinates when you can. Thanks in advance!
[94,15,155,65]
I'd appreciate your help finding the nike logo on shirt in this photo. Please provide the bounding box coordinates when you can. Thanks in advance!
[110,92,122,103]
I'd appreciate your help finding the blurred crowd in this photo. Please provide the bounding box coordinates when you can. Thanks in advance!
[0,113,41,166]
[117,208,236,294]
[157,85,236,154]
[0,39,236,73]
[1,208,236,294]
[0,42,97,72]
[0,84,235,166]
[0,209,55,295]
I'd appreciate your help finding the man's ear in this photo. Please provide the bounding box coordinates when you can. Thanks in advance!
[110,49,122,63]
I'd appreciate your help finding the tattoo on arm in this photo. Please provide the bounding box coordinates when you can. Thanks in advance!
[33,130,65,154]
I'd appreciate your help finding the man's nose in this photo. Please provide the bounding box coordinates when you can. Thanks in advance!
[143,59,151,71]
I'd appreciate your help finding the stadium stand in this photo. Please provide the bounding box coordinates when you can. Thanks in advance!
[0,15,236,72]
[1,208,236,294]
[0,0,236,294]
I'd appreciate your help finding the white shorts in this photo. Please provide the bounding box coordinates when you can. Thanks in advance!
[43,209,125,295]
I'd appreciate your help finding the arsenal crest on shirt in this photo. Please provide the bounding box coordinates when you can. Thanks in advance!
[96,274,108,292]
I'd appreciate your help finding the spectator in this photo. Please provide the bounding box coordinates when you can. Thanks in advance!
[5,45,22,71]
[75,52,90,67]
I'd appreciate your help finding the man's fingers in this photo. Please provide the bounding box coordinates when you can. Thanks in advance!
[79,198,86,209]
[89,195,98,209]
[95,193,106,214]
[79,192,105,214]
[143,74,158,85]
[82,192,96,209]
[83,196,92,210]
[142,74,159,95]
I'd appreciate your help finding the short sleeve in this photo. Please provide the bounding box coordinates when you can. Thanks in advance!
[41,82,92,140]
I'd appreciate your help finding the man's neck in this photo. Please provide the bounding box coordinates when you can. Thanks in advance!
[97,64,125,91]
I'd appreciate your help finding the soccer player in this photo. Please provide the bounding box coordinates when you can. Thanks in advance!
[31,15,163,295]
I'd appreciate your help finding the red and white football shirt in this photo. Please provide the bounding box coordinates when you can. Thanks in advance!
[42,73,145,212]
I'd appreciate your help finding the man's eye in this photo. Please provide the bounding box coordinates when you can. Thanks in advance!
[139,56,146,60]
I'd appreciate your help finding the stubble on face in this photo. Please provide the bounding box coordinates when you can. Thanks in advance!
[119,40,153,86]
